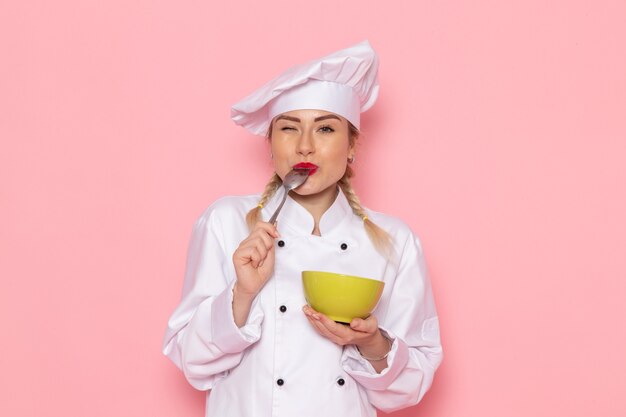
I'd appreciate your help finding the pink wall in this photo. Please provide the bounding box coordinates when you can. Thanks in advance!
[1,1,625,416]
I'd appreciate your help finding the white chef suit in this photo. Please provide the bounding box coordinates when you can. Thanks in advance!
[162,187,443,417]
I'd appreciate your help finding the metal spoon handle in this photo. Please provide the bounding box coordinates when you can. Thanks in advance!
[266,168,310,225]
[268,189,288,225]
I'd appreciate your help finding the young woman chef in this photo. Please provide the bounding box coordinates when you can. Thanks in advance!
[162,41,443,417]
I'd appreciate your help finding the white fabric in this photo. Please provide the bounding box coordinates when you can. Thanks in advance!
[162,189,443,416]
[231,40,379,136]
[268,80,362,130]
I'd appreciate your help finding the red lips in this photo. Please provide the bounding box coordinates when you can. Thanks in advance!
[293,162,318,175]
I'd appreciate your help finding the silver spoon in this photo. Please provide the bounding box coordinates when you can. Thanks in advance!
[268,168,311,224]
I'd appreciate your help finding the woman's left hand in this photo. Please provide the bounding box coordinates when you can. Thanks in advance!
[302,305,387,352]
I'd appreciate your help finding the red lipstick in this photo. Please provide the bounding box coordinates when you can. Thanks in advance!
[293,162,318,175]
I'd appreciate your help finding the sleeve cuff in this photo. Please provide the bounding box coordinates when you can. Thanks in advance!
[341,327,410,391]
[210,281,264,353]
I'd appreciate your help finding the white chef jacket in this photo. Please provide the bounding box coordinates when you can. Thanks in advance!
[162,188,443,417]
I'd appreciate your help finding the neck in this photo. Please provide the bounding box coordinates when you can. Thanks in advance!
[289,184,339,234]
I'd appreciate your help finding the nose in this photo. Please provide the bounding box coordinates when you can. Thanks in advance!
[296,129,315,156]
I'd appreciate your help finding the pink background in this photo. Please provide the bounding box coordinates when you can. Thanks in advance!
[1,1,625,416]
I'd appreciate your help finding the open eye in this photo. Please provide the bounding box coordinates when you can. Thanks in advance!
[318,125,335,133]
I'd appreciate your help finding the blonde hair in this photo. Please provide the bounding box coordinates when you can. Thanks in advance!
[245,172,282,229]
[246,119,393,257]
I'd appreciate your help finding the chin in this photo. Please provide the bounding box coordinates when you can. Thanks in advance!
[292,187,318,196]
[292,181,338,197]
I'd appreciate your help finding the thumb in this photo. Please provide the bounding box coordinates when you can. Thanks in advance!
[259,244,275,274]
[350,318,366,331]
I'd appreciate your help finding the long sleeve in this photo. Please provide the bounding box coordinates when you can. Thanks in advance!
[341,232,443,413]
[162,205,264,390]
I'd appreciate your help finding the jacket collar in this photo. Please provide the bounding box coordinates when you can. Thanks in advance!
[262,186,354,236]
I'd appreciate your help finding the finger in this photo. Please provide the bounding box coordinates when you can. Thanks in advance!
[238,238,270,265]
[249,230,276,251]
[303,305,327,319]
[303,306,348,332]
[241,232,274,253]
[303,305,335,325]
[304,314,323,334]
[302,306,337,338]
[302,305,316,316]
[252,239,269,261]
[302,308,321,327]
[349,318,366,332]
[247,247,263,268]
[349,318,376,334]
[234,245,253,264]
[316,313,348,334]
[313,313,355,343]
[259,243,274,269]
[305,314,343,344]
[253,221,280,238]
[305,316,330,339]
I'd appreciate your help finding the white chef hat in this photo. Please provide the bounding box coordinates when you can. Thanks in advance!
[231,40,379,136]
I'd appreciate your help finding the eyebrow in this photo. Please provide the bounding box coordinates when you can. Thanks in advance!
[274,114,341,123]
[314,114,341,122]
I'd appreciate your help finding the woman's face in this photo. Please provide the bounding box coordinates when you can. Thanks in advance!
[270,109,354,197]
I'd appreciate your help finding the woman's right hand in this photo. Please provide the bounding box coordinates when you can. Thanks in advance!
[232,221,279,299]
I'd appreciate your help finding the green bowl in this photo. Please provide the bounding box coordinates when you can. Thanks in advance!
[302,271,385,323]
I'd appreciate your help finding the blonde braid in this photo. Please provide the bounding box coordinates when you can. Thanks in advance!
[246,173,282,230]
[338,169,394,258]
